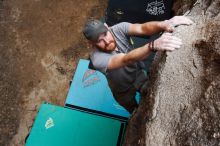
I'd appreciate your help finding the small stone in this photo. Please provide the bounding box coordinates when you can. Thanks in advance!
[213,132,220,138]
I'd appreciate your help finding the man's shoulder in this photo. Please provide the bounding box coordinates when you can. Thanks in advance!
[90,49,110,57]
[111,22,131,28]
[89,49,113,73]
[90,49,113,62]
[111,22,131,36]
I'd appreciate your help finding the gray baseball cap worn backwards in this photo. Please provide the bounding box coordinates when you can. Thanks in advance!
[83,20,108,42]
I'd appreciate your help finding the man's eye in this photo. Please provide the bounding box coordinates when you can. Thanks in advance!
[104,32,107,36]
[96,40,101,43]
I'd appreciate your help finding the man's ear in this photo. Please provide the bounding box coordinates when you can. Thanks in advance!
[104,23,109,28]
[89,42,97,49]
[89,41,95,46]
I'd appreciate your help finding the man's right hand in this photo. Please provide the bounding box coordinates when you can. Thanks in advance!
[153,33,182,52]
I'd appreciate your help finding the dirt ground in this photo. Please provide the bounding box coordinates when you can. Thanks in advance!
[0,0,107,145]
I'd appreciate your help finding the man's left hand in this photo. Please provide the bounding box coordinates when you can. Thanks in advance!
[161,16,193,32]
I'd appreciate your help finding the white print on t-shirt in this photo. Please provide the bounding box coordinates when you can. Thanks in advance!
[146,0,165,15]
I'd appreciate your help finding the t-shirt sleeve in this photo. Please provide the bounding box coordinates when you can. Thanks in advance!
[90,50,112,73]
[111,22,131,36]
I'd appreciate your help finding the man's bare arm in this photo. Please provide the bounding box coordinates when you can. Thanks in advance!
[128,21,167,36]
[128,16,193,36]
[107,44,152,70]
[107,32,183,70]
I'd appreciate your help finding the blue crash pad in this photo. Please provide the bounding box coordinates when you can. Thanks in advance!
[65,59,135,120]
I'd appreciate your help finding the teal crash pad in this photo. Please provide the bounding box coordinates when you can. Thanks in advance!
[25,103,126,146]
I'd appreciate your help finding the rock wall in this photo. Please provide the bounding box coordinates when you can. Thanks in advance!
[124,0,220,145]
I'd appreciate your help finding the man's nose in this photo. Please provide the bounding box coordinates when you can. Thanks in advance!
[103,38,110,44]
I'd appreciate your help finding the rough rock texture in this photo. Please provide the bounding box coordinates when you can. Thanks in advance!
[124,0,220,145]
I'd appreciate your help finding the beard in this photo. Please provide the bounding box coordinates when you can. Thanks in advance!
[106,41,116,52]
[95,40,117,53]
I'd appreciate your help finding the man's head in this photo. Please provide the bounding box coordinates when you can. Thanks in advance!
[83,19,116,52]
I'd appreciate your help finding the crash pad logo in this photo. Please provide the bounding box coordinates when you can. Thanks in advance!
[82,69,100,87]
[146,0,165,15]
[45,117,54,129]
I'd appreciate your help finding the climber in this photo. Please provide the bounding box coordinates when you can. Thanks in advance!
[83,16,193,114]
